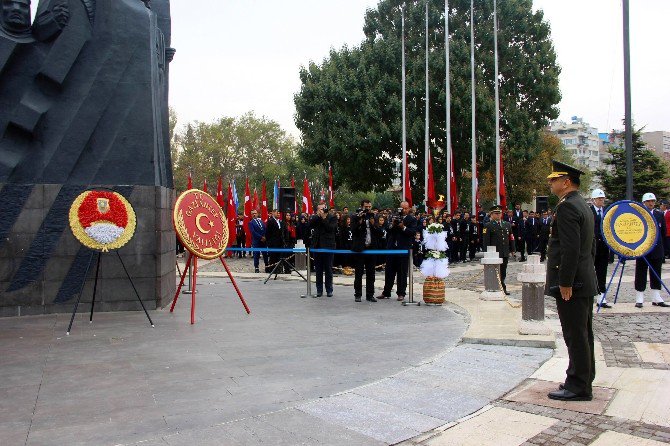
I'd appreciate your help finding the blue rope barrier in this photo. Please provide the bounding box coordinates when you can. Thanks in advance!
[222,247,410,256]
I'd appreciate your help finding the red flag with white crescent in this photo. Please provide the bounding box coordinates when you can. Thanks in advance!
[226,183,236,252]
[404,154,413,207]
[302,177,313,214]
[216,177,225,208]
[328,164,335,208]
[450,150,458,213]
[187,172,193,190]
[244,178,252,247]
[261,180,268,222]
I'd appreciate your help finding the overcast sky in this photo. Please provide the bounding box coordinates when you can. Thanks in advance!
[169,0,669,137]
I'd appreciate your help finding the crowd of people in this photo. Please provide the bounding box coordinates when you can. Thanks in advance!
[177,183,670,307]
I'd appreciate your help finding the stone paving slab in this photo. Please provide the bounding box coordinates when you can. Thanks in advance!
[0,278,470,446]
[503,379,616,415]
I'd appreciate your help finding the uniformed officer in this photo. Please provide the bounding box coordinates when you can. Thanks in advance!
[545,160,598,402]
[590,189,612,308]
[634,193,668,308]
[482,205,515,295]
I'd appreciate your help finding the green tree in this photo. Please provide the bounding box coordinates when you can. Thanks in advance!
[171,112,324,201]
[596,127,670,201]
[295,0,560,207]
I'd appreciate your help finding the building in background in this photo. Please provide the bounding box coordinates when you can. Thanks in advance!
[640,131,670,161]
[548,117,608,172]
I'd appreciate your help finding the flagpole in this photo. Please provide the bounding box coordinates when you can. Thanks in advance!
[445,0,452,214]
[494,0,501,206]
[401,4,407,204]
[470,0,477,216]
[424,0,430,211]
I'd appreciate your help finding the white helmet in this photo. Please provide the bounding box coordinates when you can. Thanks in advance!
[642,192,657,202]
[591,189,605,199]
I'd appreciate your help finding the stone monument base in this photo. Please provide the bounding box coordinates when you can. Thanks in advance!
[0,184,175,317]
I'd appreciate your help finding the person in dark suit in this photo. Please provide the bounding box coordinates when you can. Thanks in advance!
[661,199,670,261]
[482,205,515,295]
[352,199,379,302]
[265,209,286,273]
[444,215,457,263]
[450,211,462,263]
[468,214,480,260]
[517,210,529,261]
[248,209,268,273]
[459,212,471,262]
[634,193,668,308]
[377,201,417,301]
[545,160,598,402]
[589,189,611,308]
[525,210,540,254]
[309,204,339,297]
[538,209,552,263]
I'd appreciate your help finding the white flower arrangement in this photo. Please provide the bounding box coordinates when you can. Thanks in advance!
[420,223,450,279]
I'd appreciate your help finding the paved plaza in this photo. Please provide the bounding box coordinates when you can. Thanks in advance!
[1,259,669,445]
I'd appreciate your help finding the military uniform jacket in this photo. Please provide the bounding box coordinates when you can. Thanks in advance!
[482,220,515,258]
[545,191,598,298]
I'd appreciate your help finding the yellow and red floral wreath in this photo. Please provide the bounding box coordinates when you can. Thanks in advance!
[69,190,137,252]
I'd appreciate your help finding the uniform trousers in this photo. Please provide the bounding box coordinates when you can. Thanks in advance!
[555,296,595,396]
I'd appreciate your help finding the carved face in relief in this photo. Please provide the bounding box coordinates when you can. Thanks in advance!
[1,0,31,34]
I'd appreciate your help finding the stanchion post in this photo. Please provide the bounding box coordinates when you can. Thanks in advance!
[183,256,195,295]
[301,247,314,298]
[403,249,420,306]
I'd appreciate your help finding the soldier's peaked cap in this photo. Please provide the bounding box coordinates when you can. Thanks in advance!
[547,160,585,180]
[489,205,502,213]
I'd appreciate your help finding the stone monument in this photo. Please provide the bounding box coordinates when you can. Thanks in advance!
[0,0,176,316]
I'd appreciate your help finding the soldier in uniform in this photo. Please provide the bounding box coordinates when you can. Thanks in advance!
[545,160,598,402]
[482,205,515,295]
[634,193,668,308]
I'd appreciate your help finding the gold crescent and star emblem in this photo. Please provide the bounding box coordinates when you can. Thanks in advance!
[195,213,214,234]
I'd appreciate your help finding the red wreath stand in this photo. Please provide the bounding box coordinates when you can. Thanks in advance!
[170,190,250,324]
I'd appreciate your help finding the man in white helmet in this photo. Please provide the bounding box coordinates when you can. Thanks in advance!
[634,193,668,308]
[590,189,612,308]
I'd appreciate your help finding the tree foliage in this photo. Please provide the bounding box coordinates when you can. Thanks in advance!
[171,112,324,194]
[295,0,561,207]
[596,127,670,201]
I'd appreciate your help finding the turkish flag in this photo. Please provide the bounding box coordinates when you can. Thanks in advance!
[499,151,507,210]
[404,154,412,207]
[226,183,236,255]
[427,148,436,209]
[187,172,193,190]
[261,180,268,222]
[243,178,252,247]
[302,177,313,214]
[203,178,208,194]
[328,164,335,208]
[253,187,259,212]
[216,177,225,208]
[449,150,458,213]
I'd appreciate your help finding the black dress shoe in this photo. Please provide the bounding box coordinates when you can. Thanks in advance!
[355,296,362,302]
[316,293,323,297]
[635,303,643,308]
[326,292,333,297]
[366,296,377,302]
[597,302,612,309]
[254,268,260,273]
[548,389,592,401]
[503,289,511,296]
[652,302,670,307]
[375,295,389,300]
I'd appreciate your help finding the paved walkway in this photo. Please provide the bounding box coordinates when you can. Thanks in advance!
[1,260,669,445]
